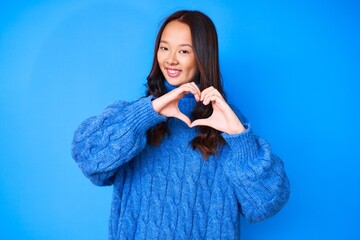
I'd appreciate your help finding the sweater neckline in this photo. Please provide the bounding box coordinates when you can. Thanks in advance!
[164,80,196,99]
[162,80,197,119]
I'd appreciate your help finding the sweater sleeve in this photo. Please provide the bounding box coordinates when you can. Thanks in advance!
[221,109,290,223]
[71,96,166,186]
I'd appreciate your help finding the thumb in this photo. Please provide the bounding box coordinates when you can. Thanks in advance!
[175,113,192,127]
[190,118,210,128]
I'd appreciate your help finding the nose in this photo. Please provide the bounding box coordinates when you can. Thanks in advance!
[166,51,178,65]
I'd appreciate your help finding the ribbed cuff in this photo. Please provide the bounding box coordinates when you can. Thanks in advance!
[222,123,259,161]
[126,96,166,134]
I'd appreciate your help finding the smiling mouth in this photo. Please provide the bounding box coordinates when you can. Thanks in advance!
[166,68,182,78]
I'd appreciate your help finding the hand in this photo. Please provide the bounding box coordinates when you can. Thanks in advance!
[152,82,201,126]
[190,86,245,134]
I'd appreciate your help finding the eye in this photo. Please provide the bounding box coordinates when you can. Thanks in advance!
[159,46,168,51]
[179,50,190,54]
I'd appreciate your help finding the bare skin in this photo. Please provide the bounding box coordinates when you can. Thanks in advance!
[152,83,245,135]
[152,20,245,134]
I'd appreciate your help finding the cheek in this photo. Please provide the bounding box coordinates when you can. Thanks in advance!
[184,57,196,70]
[157,52,163,65]
[188,59,198,75]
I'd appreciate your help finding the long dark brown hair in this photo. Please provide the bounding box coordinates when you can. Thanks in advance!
[146,10,225,159]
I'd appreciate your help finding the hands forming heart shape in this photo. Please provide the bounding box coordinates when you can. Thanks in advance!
[151,82,245,135]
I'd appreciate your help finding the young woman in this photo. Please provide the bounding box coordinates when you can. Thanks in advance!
[72,10,290,239]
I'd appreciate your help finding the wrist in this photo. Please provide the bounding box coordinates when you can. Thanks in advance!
[225,122,245,135]
[151,97,161,114]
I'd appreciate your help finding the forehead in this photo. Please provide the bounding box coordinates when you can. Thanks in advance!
[161,21,192,44]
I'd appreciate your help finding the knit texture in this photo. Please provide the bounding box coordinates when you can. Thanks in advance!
[71,92,290,239]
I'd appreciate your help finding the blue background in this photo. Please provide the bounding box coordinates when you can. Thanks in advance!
[1,0,359,239]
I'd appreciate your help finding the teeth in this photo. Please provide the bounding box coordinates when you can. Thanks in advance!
[168,69,180,74]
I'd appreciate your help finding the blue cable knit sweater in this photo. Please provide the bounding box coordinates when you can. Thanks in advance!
[71,86,290,239]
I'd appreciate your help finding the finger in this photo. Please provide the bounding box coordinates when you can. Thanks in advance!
[190,118,211,128]
[203,88,225,105]
[190,82,201,94]
[184,82,201,98]
[200,86,215,101]
[203,93,223,105]
[202,90,215,105]
[201,88,223,103]
[179,84,200,101]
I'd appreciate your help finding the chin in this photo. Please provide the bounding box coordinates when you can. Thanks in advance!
[166,79,182,86]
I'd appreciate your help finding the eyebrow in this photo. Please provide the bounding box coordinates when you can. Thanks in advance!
[160,40,193,48]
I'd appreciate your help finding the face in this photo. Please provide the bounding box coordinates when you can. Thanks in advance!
[157,20,198,86]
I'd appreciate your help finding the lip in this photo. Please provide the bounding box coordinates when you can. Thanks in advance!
[165,67,182,78]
